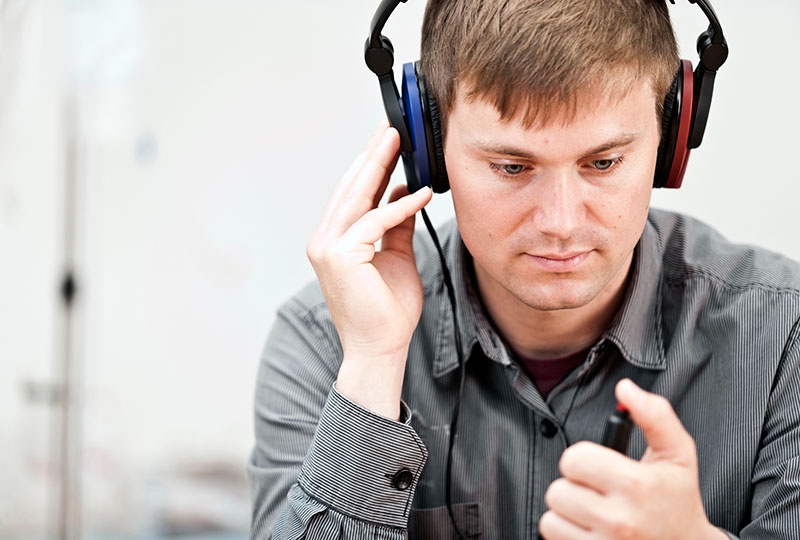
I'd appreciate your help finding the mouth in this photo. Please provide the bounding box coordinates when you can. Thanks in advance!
[525,250,592,273]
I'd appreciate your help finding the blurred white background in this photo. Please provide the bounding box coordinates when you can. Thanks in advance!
[0,1,797,539]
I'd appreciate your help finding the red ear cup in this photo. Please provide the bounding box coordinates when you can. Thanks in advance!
[664,59,695,188]
[655,59,695,189]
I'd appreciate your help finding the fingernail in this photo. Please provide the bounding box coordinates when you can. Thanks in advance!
[415,186,432,197]
[618,378,636,399]
[620,379,647,410]
[380,128,395,144]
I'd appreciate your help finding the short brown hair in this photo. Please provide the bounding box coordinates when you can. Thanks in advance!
[420,0,680,131]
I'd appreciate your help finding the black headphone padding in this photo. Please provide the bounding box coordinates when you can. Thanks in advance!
[425,92,449,192]
[416,62,449,193]
[654,72,680,188]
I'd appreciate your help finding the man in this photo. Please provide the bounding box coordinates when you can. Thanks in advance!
[249,1,800,538]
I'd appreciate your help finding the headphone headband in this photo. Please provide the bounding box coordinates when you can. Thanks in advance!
[365,0,415,154]
[366,0,407,54]
[670,0,729,148]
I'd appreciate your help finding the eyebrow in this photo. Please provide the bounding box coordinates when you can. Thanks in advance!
[469,133,641,160]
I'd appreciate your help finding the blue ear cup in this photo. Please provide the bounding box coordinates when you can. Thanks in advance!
[400,62,450,193]
[400,62,431,192]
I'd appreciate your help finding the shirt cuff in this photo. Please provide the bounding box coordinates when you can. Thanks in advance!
[297,382,428,529]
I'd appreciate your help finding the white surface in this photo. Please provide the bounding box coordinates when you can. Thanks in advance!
[0,1,797,536]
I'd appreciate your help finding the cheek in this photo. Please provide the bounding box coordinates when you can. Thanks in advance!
[590,159,653,253]
[611,178,652,249]
[448,163,518,254]
[451,182,494,247]
[450,163,527,232]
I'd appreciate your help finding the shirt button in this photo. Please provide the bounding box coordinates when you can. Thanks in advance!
[540,419,558,438]
[391,468,414,490]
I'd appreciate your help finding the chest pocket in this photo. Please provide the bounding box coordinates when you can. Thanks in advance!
[408,502,482,539]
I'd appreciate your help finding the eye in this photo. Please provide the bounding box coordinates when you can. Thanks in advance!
[585,156,624,175]
[592,159,616,170]
[500,164,525,175]
[489,163,528,178]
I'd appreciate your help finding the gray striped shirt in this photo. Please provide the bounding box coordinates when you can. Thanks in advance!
[249,208,800,539]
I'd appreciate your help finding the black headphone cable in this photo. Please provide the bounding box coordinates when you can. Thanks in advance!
[420,207,469,540]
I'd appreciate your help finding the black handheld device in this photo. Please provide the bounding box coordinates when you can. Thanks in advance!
[602,403,634,454]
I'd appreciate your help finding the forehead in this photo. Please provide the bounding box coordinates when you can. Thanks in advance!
[454,65,659,129]
[447,79,658,150]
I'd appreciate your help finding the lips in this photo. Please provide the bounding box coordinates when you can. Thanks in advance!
[535,251,588,260]
[525,250,592,272]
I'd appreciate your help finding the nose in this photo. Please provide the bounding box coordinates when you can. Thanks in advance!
[531,169,583,240]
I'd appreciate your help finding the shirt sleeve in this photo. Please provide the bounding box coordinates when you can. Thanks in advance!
[248,294,428,539]
[736,316,800,538]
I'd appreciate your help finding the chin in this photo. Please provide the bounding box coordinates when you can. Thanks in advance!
[507,278,602,312]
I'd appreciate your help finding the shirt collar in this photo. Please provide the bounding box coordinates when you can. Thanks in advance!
[432,217,666,378]
[602,218,667,371]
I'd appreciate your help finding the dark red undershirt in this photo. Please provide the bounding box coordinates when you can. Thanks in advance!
[515,347,591,399]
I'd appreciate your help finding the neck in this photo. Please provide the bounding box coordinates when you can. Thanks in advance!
[473,253,633,360]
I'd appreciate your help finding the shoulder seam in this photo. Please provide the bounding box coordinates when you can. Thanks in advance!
[663,267,800,296]
[285,295,328,320]
[282,296,339,361]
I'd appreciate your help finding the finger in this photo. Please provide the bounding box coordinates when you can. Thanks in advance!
[319,120,388,225]
[544,477,608,531]
[615,378,695,462]
[538,510,592,540]
[334,119,389,195]
[558,441,639,494]
[343,186,432,248]
[380,185,423,255]
[372,149,400,209]
[345,126,400,211]
[318,120,390,230]
[325,127,402,237]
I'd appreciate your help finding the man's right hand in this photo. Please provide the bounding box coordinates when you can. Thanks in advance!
[306,121,433,421]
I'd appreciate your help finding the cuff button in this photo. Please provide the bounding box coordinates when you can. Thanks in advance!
[390,468,414,490]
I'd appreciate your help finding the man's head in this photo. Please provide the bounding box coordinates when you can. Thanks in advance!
[419,0,679,314]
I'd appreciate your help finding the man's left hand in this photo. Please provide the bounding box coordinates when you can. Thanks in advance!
[539,378,727,540]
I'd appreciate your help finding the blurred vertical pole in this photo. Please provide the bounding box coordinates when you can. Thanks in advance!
[60,1,83,536]
[58,2,142,536]
[56,89,82,540]
[1,0,73,535]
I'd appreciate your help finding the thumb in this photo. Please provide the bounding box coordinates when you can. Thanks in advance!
[615,378,694,464]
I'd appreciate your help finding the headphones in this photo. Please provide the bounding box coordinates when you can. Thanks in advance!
[365,0,729,193]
